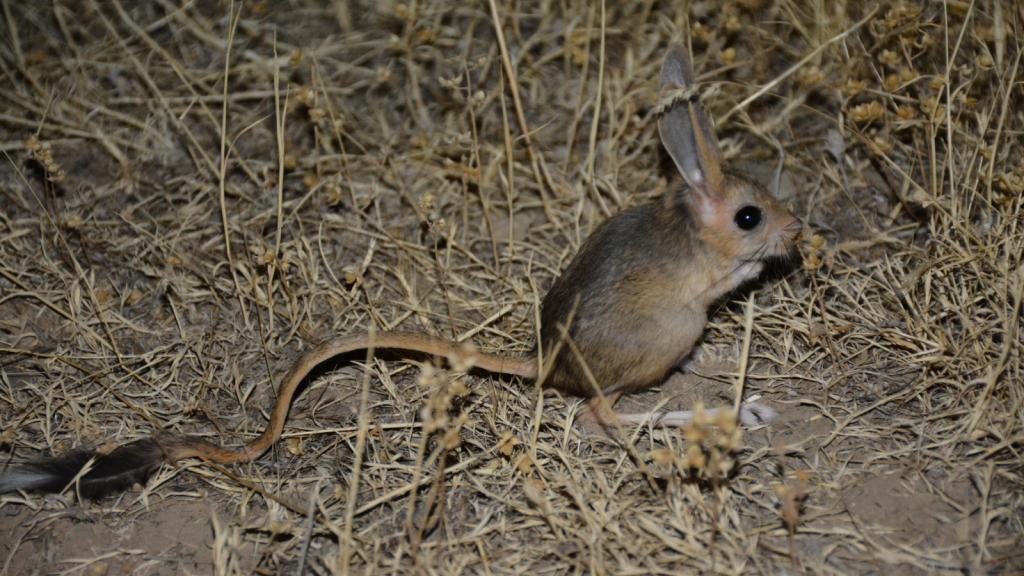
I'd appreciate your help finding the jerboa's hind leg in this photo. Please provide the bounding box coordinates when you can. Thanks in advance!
[580,394,777,428]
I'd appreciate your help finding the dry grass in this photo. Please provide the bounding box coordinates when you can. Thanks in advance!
[1,0,1022,574]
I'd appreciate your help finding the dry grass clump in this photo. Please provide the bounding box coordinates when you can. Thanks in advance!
[1,0,1022,574]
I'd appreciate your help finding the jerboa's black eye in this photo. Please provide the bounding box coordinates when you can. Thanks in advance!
[734,206,763,231]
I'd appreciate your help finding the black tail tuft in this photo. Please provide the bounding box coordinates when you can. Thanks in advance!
[0,438,167,499]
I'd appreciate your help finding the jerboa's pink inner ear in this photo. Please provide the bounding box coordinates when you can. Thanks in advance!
[658,44,724,194]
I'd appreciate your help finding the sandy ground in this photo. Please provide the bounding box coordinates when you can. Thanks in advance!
[1,0,1022,574]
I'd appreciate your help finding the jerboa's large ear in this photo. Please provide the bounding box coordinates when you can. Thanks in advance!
[658,44,724,193]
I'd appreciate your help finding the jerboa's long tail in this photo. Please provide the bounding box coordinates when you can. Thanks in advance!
[0,332,535,499]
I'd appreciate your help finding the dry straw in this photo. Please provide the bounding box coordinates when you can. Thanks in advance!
[0,0,1021,574]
